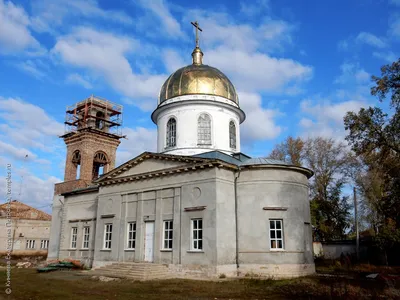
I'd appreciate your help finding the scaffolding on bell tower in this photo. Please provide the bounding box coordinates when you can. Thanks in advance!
[63,94,123,138]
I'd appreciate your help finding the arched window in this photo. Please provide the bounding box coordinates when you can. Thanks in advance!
[229,121,236,150]
[95,111,105,130]
[166,118,176,148]
[92,151,108,180]
[197,114,211,145]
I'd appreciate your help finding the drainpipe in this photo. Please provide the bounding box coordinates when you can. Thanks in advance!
[234,167,241,275]
[57,198,64,261]
[179,188,182,265]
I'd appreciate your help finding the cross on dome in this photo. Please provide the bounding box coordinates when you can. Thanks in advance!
[190,21,204,65]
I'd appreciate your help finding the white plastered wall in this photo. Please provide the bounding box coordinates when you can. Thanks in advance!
[155,96,243,156]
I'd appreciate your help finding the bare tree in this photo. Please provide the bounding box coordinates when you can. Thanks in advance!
[269,136,304,166]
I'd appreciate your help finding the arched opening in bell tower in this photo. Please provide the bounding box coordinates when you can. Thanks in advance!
[92,151,108,180]
[71,150,81,180]
[95,111,105,130]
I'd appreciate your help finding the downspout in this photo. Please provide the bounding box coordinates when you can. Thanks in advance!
[179,188,182,265]
[234,167,241,275]
[57,198,64,261]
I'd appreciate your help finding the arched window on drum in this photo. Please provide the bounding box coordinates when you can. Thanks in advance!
[229,121,236,150]
[166,118,177,148]
[197,114,212,145]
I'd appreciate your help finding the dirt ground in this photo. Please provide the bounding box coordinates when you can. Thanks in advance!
[0,267,399,300]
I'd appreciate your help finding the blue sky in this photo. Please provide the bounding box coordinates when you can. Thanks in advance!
[0,0,398,212]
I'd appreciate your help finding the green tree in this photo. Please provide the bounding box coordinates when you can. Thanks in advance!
[269,136,354,241]
[344,58,400,264]
[269,136,304,166]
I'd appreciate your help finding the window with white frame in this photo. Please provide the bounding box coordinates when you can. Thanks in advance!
[197,113,212,145]
[269,219,284,249]
[104,224,112,249]
[163,220,173,249]
[82,227,90,249]
[26,240,35,249]
[127,222,136,249]
[229,121,236,149]
[191,219,203,251]
[71,227,78,249]
[166,118,177,148]
[40,239,49,249]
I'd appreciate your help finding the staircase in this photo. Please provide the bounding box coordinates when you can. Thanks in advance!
[89,262,170,280]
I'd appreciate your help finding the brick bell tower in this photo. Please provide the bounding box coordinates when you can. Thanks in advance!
[55,95,124,195]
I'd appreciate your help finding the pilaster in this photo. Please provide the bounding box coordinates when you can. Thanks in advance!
[154,190,162,263]
[172,187,181,264]
[135,192,144,261]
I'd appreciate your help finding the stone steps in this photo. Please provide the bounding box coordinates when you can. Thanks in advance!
[90,262,170,280]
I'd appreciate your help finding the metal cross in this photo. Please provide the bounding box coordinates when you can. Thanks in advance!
[191,21,202,48]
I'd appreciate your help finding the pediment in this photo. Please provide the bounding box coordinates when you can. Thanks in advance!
[114,158,188,178]
[96,152,209,182]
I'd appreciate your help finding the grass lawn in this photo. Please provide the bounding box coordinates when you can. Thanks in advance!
[0,267,399,299]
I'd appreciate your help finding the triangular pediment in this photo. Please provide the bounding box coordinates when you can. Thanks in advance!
[95,152,210,182]
[114,158,188,178]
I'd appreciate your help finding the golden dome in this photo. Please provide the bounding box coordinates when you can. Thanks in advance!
[159,47,239,104]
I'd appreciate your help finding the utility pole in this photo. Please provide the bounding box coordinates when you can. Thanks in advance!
[353,187,359,261]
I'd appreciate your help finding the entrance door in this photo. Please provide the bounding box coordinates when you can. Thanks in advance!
[144,222,155,262]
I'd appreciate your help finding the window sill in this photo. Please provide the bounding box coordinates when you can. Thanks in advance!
[124,249,135,252]
[67,249,77,251]
[80,249,89,251]
[270,249,285,252]
[100,249,111,252]
[160,249,172,252]
[187,250,204,253]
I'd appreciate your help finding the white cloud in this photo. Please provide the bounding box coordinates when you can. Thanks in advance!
[355,32,387,48]
[0,172,60,213]
[0,141,36,161]
[0,97,65,211]
[164,49,185,73]
[116,127,157,166]
[0,97,64,151]
[207,47,312,93]
[338,39,349,51]
[373,51,398,63]
[239,92,281,143]
[66,73,93,89]
[355,69,370,83]
[136,0,184,38]
[299,117,313,128]
[240,0,270,17]
[16,60,46,79]
[335,63,370,85]
[183,10,294,53]
[0,0,44,54]
[389,14,400,38]
[299,98,367,140]
[30,0,133,34]
[52,27,167,109]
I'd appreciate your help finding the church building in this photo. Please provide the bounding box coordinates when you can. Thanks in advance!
[48,23,315,278]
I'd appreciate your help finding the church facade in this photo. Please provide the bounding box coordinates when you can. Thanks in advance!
[48,33,315,278]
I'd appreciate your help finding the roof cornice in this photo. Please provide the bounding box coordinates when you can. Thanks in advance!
[98,159,237,186]
[94,151,219,183]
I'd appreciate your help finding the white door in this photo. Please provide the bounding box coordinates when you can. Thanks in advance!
[144,222,155,262]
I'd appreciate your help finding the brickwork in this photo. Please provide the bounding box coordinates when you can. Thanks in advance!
[63,130,120,183]
[54,179,93,195]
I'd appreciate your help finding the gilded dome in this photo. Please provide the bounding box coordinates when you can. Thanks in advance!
[158,47,239,104]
